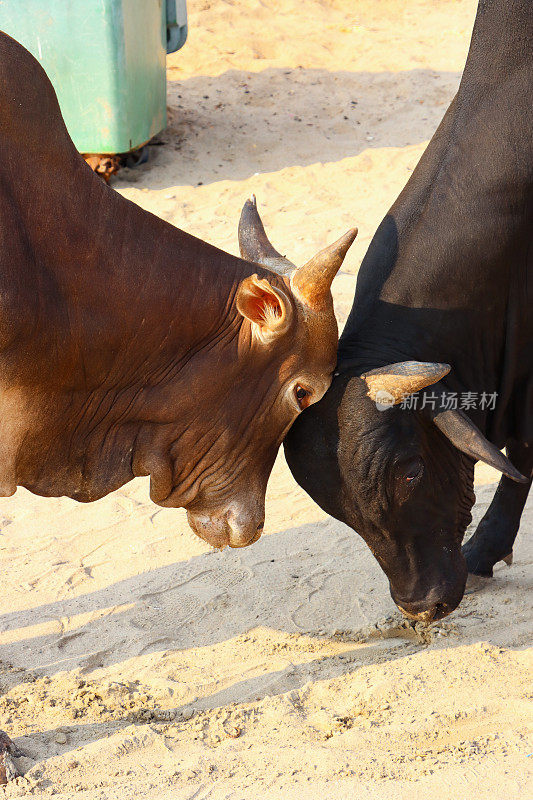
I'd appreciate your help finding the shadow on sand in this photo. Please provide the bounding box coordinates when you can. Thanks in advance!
[113,66,461,189]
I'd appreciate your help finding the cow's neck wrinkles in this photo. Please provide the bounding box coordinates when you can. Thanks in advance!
[0,42,280,499]
[10,163,264,388]
[0,36,265,386]
[2,168,272,496]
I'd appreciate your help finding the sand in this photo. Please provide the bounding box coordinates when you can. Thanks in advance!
[0,1,531,798]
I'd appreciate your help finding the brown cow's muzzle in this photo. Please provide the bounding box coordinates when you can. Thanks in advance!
[186,505,264,549]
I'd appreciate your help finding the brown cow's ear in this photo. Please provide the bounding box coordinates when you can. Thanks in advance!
[236,274,293,343]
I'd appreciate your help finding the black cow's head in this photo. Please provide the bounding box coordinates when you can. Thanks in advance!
[285,362,526,622]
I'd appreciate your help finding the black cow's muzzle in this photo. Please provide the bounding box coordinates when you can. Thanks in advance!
[386,536,468,623]
[391,566,467,623]
[395,598,457,623]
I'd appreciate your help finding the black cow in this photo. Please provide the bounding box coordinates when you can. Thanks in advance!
[250,0,532,622]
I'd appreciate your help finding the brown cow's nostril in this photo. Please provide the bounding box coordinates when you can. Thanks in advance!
[249,523,263,545]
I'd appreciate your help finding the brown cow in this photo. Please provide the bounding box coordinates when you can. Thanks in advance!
[0,31,356,778]
[0,30,358,543]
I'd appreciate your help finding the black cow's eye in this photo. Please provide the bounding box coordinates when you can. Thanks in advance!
[295,384,311,410]
[403,458,424,483]
[395,458,424,505]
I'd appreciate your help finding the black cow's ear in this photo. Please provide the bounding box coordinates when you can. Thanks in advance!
[362,361,451,405]
[236,274,293,343]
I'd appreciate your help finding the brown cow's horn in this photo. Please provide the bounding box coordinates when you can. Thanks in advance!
[433,409,528,483]
[291,228,357,309]
[362,361,451,405]
[238,195,296,275]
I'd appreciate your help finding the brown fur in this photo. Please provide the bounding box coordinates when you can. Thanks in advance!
[0,33,338,548]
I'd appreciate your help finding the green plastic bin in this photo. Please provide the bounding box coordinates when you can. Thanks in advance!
[0,0,188,154]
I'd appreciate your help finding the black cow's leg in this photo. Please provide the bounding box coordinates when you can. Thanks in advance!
[0,730,21,784]
[463,440,532,577]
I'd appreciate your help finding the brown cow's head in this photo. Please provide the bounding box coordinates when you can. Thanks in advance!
[135,198,356,549]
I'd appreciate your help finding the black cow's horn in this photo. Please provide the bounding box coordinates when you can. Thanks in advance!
[238,196,295,276]
[362,361,451,404]
[291,228,358,310]
[433,409,528,483]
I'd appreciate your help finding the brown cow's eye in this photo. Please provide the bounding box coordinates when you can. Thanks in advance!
[295,384,311,410]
